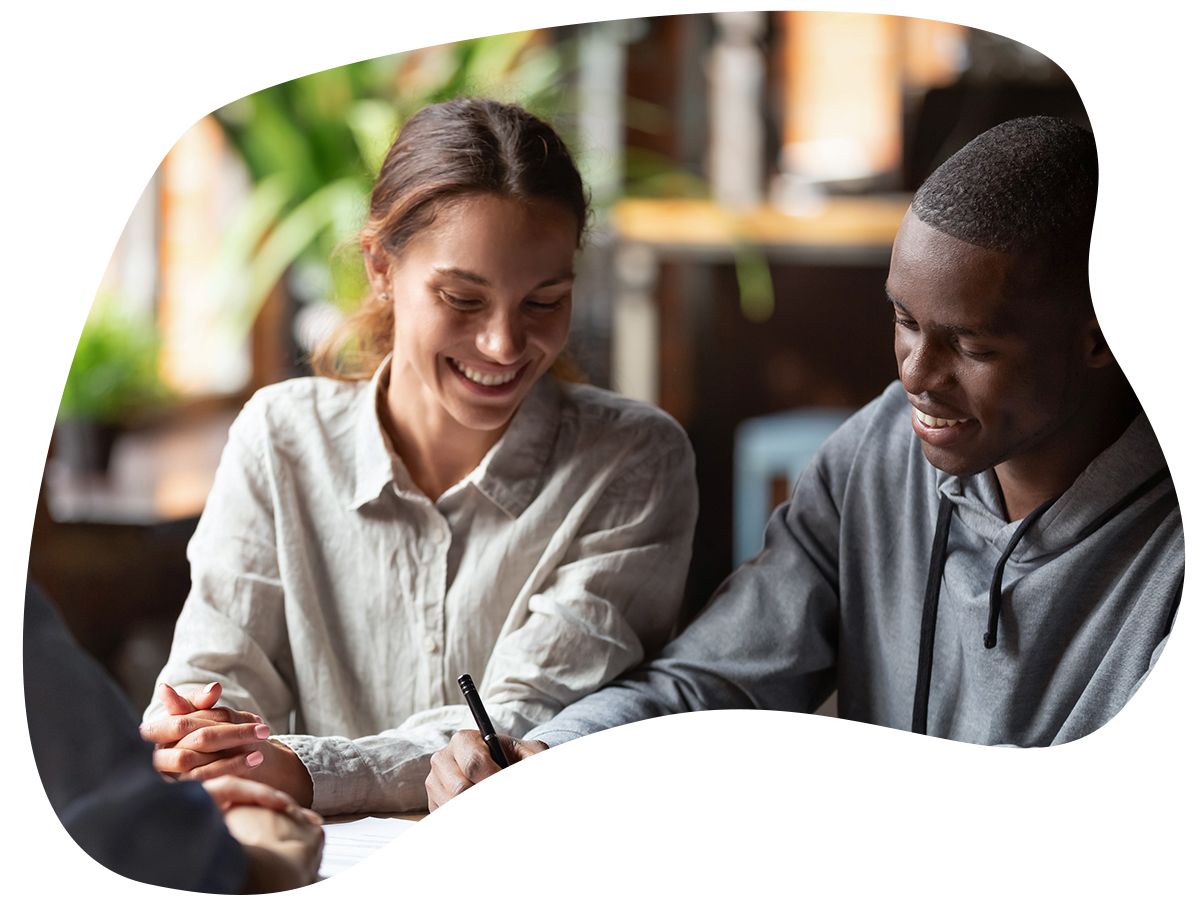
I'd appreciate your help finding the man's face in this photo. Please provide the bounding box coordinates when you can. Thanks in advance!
[886,210,1096,480]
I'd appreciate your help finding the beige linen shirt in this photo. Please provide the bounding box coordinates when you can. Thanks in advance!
[145,360,697,814]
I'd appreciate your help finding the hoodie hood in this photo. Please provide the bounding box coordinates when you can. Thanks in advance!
[912,316,1185,739]
[936,316,1180,564]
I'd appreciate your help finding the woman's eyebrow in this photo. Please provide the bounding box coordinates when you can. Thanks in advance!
[433,268,576,289]
[434,267,491,286]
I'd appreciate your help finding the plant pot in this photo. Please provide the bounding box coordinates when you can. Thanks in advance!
[54,419,121,477]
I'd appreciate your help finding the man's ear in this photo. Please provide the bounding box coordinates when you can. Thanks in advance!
[1084,307,1137,369]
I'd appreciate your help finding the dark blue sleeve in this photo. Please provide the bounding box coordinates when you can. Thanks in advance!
[23,579,246,893]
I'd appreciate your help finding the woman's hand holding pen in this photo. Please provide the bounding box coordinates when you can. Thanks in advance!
[141,682,315,807]
[427,734,566,840]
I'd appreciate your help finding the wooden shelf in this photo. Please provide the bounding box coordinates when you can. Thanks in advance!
[610,195,911,264]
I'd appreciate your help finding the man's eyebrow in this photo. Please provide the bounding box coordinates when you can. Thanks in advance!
[884,285,997,338]
[433,267,576,289]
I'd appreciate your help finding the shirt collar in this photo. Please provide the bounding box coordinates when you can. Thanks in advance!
[466,374,563,519]
[349,356,401,510]
[349,356,564,517]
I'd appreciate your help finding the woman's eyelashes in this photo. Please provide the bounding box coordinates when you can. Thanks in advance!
[437,289,569,313]
[525,295,568,312]
[439,290,482,310]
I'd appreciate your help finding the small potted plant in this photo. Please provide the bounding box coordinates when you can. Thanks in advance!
[55,295,169,476]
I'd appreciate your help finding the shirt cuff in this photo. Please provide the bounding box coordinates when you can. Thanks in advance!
[274,733,372,815]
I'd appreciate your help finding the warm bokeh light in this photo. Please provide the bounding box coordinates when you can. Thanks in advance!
[157,115,250,395]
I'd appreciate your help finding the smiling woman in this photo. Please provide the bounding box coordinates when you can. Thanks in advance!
[368,194,578,499]
[138,98,699,816]
[311,97,589,382]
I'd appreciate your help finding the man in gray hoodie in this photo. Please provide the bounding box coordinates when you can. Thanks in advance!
[426,116,1184,806]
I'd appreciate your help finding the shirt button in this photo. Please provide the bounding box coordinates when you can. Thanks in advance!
[423,635,439,654]
[434,526,448,543]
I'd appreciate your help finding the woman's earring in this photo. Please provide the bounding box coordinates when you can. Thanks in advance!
[381,292,389,300]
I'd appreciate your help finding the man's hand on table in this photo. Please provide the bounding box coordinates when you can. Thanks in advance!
[141,682,315,808]
[556,734,801,849]
[427,734,566,840]
[203,776,325,892]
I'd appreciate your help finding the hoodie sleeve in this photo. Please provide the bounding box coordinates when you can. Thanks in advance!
[782,592,1185,897]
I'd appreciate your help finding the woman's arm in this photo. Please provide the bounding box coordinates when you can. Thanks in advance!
[276,423,699,815]
[142,401,298,777]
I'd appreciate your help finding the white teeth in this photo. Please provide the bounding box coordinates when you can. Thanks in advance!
[452,360,518,386]
[915,409,969,428]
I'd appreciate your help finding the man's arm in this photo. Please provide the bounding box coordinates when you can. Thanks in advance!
[547,588,1190,892]
[782,592,1185,897]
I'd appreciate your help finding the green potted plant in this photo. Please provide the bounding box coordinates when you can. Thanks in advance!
[209,32,571,340]
[56,296,169,475]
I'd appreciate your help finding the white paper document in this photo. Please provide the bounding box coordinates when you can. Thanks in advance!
[319,816,600,883]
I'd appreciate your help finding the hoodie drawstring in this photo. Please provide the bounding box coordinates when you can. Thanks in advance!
[983,496,1059,649]
[912,495,954,735]
[913,494,1055,734]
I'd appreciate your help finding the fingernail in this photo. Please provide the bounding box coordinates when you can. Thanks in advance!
[255,725,270,740]
[204,682,218,693]
[246,751,264,768]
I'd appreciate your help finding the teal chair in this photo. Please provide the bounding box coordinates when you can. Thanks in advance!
[733,408,853,567]
[733,407,854,718]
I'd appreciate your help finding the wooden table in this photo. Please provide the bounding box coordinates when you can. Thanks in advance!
[314,816,1099,897]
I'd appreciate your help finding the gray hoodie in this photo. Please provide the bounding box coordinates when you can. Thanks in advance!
[528,381,1184,748]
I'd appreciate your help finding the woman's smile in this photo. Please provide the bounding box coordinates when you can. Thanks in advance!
[448,357,527,394]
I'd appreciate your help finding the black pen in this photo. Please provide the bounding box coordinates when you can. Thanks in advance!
[457,673,510,769]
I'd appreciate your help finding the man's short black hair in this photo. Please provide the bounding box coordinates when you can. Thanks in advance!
[912,117,1098,299]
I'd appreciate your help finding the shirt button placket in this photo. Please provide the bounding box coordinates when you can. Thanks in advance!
[425,509,450,705]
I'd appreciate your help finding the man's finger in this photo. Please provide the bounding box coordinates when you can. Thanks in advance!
[500,736,549,763]
[203,775,294,812]
[425,747,474,811]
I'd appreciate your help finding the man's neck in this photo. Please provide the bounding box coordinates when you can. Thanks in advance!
[994,378,1140,522]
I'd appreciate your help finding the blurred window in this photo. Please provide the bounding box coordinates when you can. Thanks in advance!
[778,13,966,187]
[157,115,251,396]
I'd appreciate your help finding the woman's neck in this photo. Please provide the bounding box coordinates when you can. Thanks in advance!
[380,366,509,501]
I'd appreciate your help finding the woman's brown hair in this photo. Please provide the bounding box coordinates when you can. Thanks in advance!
[311,97,590,382]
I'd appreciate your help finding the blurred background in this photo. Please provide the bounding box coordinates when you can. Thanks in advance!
[30,12,1089,708]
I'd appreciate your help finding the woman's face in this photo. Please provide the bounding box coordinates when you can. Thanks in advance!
[370,194,577,435]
